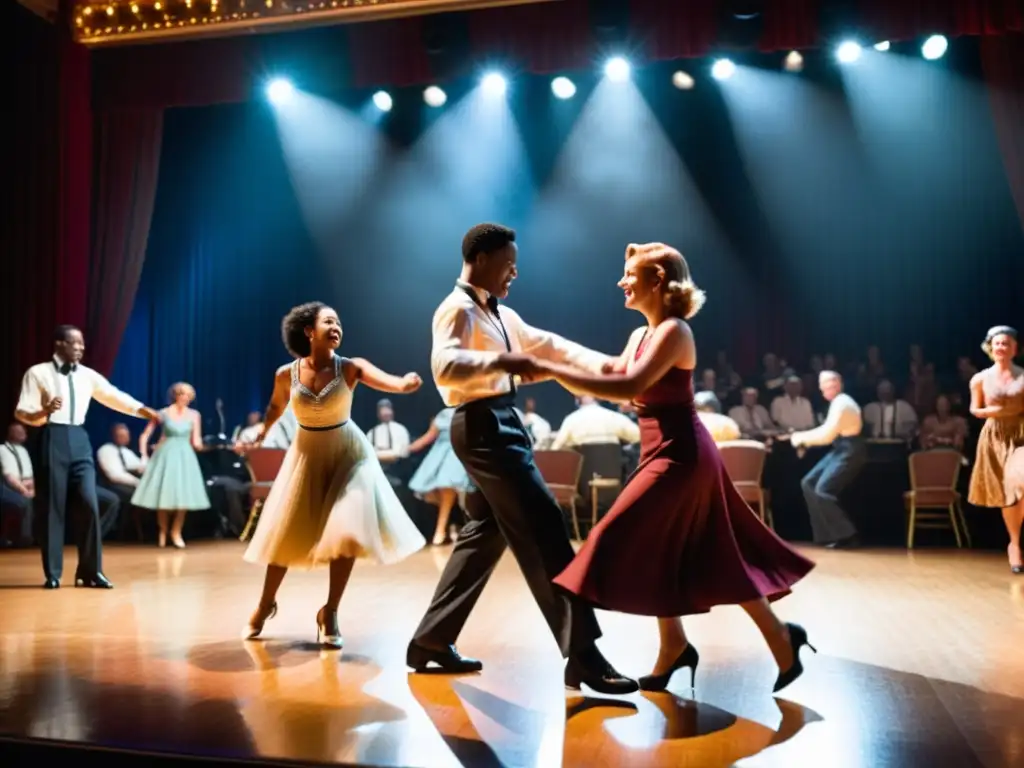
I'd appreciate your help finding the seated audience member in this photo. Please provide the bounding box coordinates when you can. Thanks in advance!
[1,422,34,547]
[233,411,263,446]
[551,395,640,450]
[519,397,553,449]
[367,399,411,487]
[770,375,816,432]
[729,387,777,440]
[96,423,145,539]
[863,379,918,441]
[919,394,968,452]
[694,392,741,444]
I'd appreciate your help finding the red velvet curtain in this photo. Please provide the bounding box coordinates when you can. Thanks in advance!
[346,18,433,89]
[86,109,165,377]
[981,34,1024,233]
[467,0,594,73]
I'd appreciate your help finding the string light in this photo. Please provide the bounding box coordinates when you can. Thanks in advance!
[73,0,431,43]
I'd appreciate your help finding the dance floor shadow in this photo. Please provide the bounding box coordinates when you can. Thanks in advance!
[185,639,363,673]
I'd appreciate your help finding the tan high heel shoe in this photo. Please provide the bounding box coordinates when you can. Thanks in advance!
[242,602,278,640]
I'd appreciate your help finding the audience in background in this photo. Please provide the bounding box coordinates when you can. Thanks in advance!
[694,392,741,443]
[519,397,552,449]
[729,387,776,440]
[96,423,145,539]
[770,376,817,432]
[1,422,34,547]
[919,394,968,451]
[551,395,640,450]
[863,380,919,441]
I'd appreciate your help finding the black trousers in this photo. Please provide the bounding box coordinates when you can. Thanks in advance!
[412,395,601,657]
[34,424,103,581]
[0,483,34,542]
[800,437,867,544]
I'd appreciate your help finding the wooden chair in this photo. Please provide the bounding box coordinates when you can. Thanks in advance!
[534,449,585,539]
[239,448,286,542]
[717,440,773,528]
[904,449,970,549]
[577,442,625,534]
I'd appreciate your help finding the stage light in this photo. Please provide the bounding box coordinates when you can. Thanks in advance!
[922,34,948,60]
[836,41,862,64]
[604,56,630,82]
[481,72,507,96]
[874,40,890,51]
[372,90,392,112]
[711,58,736,81]
[551,76,576,99]
[784,51,803,72]
[423,85,447,107]
[672,70,694,90]
[266,78,294,105]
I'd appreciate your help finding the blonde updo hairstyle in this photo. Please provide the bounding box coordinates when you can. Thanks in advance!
[980,325,1018,361]
[167,381,196,405]
[625,242,706,320]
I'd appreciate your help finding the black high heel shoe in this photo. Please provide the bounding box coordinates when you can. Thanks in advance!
[638,644,699,692]
[773,623,816,694]
[316,607,343,649]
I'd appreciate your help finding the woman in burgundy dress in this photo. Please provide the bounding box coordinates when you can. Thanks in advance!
[523,243,816,694]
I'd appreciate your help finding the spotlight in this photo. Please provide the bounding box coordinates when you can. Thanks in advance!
[604,56,630,82]
[265,78,293,105]
[481,72,507,96]
[551,76,576,99]
[784,51,803,72]
[672,70,694,90]
[711,58,736,81]
[874,40,890,51]
[836,40,862,64]
[423,85,447,108]
[922,34,948,60]
[372,90,392,112]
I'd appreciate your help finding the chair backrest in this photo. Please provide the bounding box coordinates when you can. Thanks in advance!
[909,449,962,489]
[245,448,287,484]
[534,449,584,489]
[576,442,625,493]
[717,441,767,484]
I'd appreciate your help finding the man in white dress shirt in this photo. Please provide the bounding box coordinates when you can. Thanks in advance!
[96,422,145,537]
[862,379,918,441]
[789,370,865,548]
[407,223,637,695]
[1,422,35,546]
[551,395,640,449]
[520,397,552,448]
[15,325,158,589]
[770,376,817,432]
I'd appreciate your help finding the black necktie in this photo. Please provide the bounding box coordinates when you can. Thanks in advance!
[118,447,129,470]
[56,361,77,424]
[474,292,516,396]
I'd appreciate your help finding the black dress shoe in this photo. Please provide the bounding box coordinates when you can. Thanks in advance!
[565,653,639,695]
[75,571,114,589]
[43,578,60,590]
[406,642,483,673]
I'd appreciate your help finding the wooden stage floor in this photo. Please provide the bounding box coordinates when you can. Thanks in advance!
[0,542,1022,768]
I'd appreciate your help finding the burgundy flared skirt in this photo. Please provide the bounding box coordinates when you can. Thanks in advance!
[554,411,815,617]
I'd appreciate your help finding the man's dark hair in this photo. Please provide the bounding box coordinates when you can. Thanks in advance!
[462,223,515,262]
[281,301,327,359]
[53,324,80,343]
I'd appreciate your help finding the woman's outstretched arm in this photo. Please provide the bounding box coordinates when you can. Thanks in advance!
[345,358,422,394]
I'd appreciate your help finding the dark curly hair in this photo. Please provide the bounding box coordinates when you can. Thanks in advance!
[462,222,516,262]
[281,301,328,358]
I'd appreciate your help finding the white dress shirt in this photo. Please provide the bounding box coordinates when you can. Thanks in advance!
[770,395,817,431]
[96,442,144,486]
[697,412,742,444]
[1,442,33,481]
[368,421,411,461]
[235,424,263,445]
[16,356,144,427]
[431,282,612,407]
[728,403,775,435]
[551,404,641,449]
[863,400,918,440]
[791,393,862,448]
[521,412,553,448]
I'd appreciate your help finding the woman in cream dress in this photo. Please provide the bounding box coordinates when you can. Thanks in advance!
[968,325,1024,574]
[243,302,426,645]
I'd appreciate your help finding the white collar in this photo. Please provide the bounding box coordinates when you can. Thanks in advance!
[456,279,490,304]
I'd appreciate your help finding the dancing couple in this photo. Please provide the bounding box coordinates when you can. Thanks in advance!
[407,224,816,694]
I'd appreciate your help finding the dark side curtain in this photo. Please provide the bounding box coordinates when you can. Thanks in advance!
[86,109,165,377]
[981,34,1024,234]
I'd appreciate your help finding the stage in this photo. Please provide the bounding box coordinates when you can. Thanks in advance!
[0,542,1021,767]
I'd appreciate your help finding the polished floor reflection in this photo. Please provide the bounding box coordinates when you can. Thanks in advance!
[0,542,1022,767]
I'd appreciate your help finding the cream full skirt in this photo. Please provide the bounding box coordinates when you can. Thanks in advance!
[243,421,425,569]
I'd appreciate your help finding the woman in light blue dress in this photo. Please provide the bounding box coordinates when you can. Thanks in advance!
[134,382,210,548]
[408,408,473,545]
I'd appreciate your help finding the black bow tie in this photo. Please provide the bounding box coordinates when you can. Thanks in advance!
[486,295,500,313]
[59,362,77,375]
